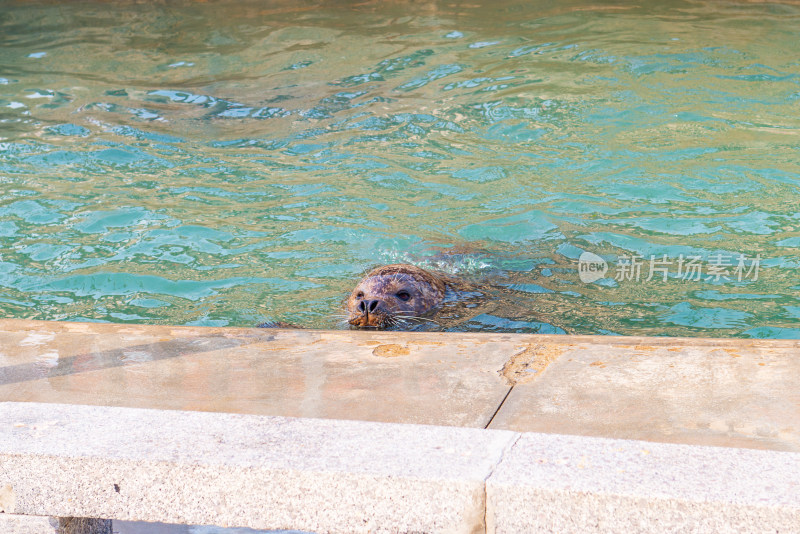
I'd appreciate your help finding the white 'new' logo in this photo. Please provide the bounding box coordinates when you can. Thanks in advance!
[578,251,608,283]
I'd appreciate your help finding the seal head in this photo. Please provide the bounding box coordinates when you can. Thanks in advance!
[347,264,447,329]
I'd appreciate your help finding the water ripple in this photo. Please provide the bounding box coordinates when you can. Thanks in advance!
[1,0,800,336]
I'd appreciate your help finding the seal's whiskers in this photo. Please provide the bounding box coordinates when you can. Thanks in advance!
[391,314,440,326]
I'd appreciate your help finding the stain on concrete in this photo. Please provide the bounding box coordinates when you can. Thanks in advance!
[372,344,411,358]
[500,344,565,385]
[0,484,15,513]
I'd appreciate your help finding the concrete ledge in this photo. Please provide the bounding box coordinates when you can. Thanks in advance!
[0,402,515,534]
[2,403,800,533]
[487,433,800,533]
[2,318,800,451]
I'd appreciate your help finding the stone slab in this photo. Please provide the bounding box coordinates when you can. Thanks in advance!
[0,319,517,428]
[0,402,517,534]
[0,515,108,534]
[113,520,304,533]
[0,514,58,534]
[488,336,800,451]
[486,432,800,534]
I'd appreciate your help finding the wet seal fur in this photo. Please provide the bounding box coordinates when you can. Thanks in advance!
[346,263,462,329]
[257,261,483,331]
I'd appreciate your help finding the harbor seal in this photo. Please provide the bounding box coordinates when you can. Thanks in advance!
[257,262,483,331]
[346,263,454,329]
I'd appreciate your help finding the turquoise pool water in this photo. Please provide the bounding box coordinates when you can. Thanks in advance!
[1,0,799,337]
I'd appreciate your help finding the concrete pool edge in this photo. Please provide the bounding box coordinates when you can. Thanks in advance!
[1,318,798,451]
[1,319,799,532]
[1,402,799,534]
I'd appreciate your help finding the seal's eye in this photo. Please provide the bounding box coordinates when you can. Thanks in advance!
[356,291,364,299]
[396,291,411,301]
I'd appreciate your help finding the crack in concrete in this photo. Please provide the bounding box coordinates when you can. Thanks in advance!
[479,432,522,534]
[484,386,513,430]
[485,342,569,431]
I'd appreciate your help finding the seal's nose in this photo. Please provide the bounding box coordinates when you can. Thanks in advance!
[358,299,380,314]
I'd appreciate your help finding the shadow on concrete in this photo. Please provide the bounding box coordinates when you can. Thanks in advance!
[0,334,272,386]
[115,519,312,534]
